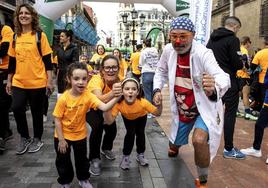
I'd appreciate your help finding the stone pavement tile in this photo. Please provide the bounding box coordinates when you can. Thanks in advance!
[139,166,154,188]
[152,178,167,188]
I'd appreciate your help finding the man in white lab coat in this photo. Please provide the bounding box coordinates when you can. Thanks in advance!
[153,17,230,187]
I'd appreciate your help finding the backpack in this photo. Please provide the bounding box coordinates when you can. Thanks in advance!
[12,31,42,57]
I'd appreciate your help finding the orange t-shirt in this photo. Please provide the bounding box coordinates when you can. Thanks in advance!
[112,98,157,120]
[0,25,13,70]
[53,89,101,141]
[119,59,128,80]
[252,48,268,83]
[130,51,141,75]
[8,32,52,89]
[87,74,112,94]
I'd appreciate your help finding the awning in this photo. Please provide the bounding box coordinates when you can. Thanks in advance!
[54,13,99,45]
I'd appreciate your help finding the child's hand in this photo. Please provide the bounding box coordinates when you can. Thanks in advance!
[58,139,68,154]
[153,91,162,106]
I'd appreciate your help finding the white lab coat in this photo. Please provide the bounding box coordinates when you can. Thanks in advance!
[153,41,230,161]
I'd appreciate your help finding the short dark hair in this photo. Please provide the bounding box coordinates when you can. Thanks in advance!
[240,36,251,45]
[66,62,88,89]
[136,44,143,50]
[144,38,152,47]
[224,16,241,27]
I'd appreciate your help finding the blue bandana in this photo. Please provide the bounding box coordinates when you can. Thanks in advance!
[170,17,195,33]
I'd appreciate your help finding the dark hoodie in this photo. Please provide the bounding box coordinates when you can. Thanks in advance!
[206,27,243,78]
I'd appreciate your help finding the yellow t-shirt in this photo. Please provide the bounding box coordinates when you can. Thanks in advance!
[252,48,268,83]
[87,74,112,94]
[0,25,13,70]
[8,32,52,89]
[130,51,141,75]
[90,53,106,64]
[53,89,101,141]
[119,59,128,80]
[112,98,157,120]
[87,64,93,71]
[237,46,250,78]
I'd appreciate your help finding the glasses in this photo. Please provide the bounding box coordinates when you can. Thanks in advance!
[103,66,119,72]
[169,33,192,41]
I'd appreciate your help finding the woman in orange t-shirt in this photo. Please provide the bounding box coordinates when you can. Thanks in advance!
[113,48,128,79]
[6,3,53,155]
[104,77,162,170]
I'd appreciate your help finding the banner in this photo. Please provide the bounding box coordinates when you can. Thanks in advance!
[189,0,212,45]
[162,0,190,17]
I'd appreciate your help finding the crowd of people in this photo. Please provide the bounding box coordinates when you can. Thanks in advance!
[0,3,268,188]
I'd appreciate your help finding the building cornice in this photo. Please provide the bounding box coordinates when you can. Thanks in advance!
[0,2,16,11]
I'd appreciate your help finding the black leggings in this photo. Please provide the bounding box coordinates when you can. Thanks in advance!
[253,106,268,150]
[86,109,117,160]
[0,78,12,138]
[11,87,45,139]
[54,138,90,184]
[122,115,147,155]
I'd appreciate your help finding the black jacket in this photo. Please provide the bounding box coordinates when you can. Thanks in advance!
[206,27,243,78]
[57,43,79,70]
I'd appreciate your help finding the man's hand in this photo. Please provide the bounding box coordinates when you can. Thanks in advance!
[112,82,122,97]
[153,91,162,106]
[202,73,215,97]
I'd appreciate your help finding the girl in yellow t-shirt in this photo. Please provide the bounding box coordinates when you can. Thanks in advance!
[53,63,119,187]
[104,77,162,170]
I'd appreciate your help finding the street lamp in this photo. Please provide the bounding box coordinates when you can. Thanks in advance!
[122,10,145,52]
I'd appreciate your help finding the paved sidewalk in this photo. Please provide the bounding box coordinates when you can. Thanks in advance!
[157,86,268,188]
[0,92,195,188]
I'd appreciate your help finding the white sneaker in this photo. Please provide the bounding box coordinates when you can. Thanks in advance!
[79,179,93,188]
[43,115,47,123]
[266,157,268,164]
[240,147,262,157]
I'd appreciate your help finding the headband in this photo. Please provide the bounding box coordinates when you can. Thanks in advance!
[170,16,195,33]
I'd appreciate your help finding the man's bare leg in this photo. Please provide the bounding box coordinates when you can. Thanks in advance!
[192,128,209,185]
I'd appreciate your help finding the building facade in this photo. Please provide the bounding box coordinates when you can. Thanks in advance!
[117,3,172,51]
[211,0,268,49]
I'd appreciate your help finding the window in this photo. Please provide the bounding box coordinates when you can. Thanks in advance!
[260,0,268,36]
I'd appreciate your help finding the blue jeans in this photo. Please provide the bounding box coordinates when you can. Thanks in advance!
[142,72,154,103]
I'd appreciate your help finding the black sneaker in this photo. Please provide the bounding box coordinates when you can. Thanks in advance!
[28,138,44,153]
[3,130,13,142]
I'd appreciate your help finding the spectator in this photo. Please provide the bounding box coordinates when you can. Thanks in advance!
[241,68,268,164]
[130,44,143,82]
[207,16,245,159]
[90,44,106,70]
[139,38,159,118]
[113,48,128,79]
[236,36,258,120]
[56,30,79,98]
